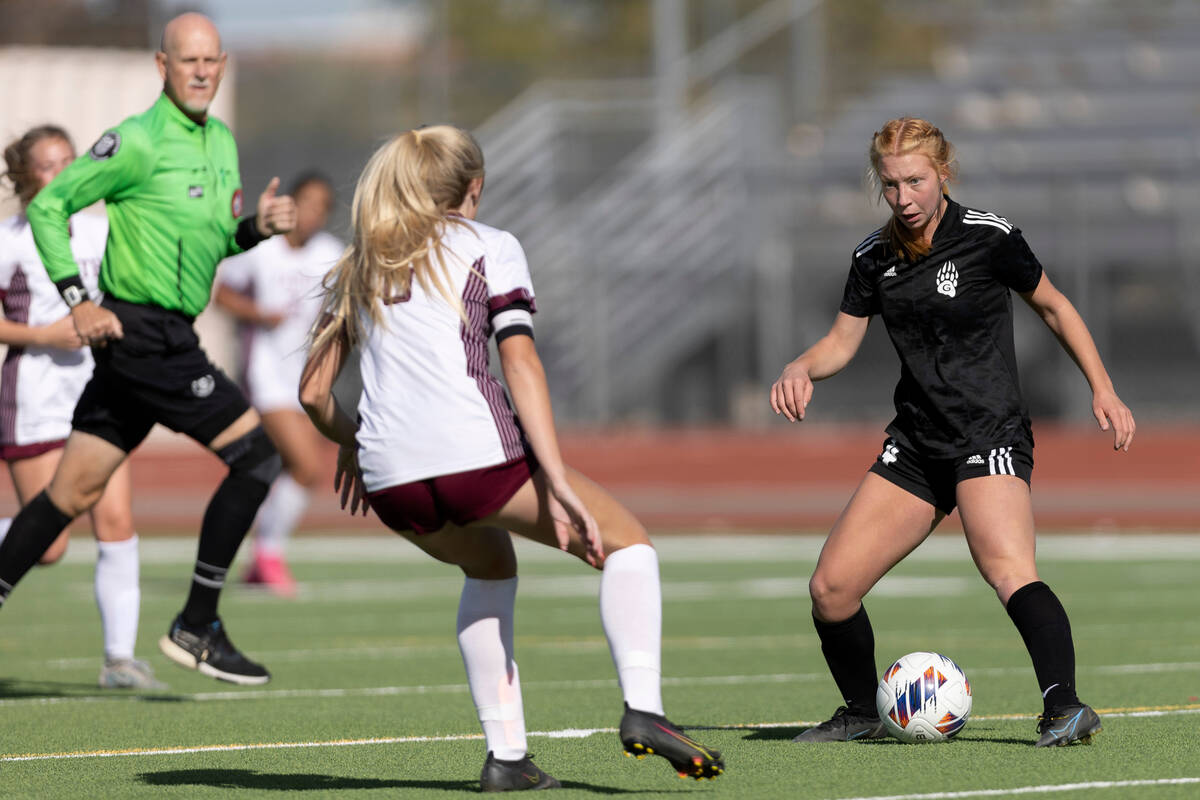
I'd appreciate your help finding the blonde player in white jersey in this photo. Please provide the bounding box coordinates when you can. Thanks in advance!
[215,172,342,596]
[0,125,163,689]
[299,126,725,792]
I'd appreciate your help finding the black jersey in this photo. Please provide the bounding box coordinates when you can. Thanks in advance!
[840,198,1044,459]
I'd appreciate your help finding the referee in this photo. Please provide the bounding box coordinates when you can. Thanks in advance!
[0,13,296,685]
[771,117,1133,747]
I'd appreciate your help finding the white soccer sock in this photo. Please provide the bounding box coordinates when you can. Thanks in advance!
[600,543,664,715]
[255,473,309,557]
[456,576,527,760]
[0,517,11,547]
[95,535,140,662]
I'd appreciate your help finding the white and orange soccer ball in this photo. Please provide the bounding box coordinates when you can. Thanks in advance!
[876,651,972,742]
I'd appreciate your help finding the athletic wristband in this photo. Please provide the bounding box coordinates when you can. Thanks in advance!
[55,276,88,309]
[235,215,268,250]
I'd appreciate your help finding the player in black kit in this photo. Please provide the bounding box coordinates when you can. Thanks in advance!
[771,118,1134,747]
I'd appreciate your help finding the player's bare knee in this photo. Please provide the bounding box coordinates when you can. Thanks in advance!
[48,484,103,519]
[38,536,69,565]
[91,506,135,542]
[809,574,859,620]
[289,461,324,490]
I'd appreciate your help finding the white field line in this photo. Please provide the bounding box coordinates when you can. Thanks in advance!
[832,777,1200,800]
[2,705,1197,764]
[5,665,1200,710]
[55,534,1200,567]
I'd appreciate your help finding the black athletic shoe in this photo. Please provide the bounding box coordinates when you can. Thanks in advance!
[619,703,724,780]
[1035,703,1102,747]
[792,706,889,743]
[158,614,270,686]
[480,752,561,792]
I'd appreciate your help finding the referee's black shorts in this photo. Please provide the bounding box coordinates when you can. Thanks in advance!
[868,435,1033,514]
[72,297,250,453]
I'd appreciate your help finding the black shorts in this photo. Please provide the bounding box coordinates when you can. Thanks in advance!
[868,436,1033,514]
[72,297,250,452]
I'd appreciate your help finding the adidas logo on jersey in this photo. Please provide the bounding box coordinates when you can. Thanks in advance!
[881,443,900,465]
[883,266,898,278]
[936,261,958,298]
[966,454,984,465]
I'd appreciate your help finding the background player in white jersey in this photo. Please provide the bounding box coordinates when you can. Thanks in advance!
[0,125,163,689]
[771,117,1133,747]
[215,172,341,596]
[299,126,724,791]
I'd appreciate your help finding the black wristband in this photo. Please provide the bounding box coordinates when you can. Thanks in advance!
[54,276,88,308]
[235,215,268,250]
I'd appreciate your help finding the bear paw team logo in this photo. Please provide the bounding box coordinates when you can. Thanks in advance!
[191,374,216,398]
[231,189,244,218]
[936,261,958,298]
[881,442,900,465]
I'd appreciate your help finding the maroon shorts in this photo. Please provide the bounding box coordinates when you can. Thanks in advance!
[0,439,67,463]
[367,454,538,535]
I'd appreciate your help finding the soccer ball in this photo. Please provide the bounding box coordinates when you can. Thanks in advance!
[876,651,972,743]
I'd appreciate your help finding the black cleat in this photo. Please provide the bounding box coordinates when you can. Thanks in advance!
[793,706,888,743]
[158,614,270,686]
[1035,703,1102,747]
[480,751,561,792]
[619,703,724,780]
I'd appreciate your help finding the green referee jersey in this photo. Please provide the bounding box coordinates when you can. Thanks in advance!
[28,92,250,318]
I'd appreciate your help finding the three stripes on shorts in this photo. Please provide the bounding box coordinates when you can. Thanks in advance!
[987,446,1016,476]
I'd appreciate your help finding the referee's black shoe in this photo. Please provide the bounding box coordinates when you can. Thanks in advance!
[792,706,888,742]
[1035,703,1102,747]
[619,703,724,780]
[159,614,271,686]
[480,752,560,792]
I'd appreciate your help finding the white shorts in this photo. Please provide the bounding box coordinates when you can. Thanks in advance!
[245,344,305,414]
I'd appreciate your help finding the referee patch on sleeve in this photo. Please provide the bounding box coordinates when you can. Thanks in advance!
[89,131,121,161]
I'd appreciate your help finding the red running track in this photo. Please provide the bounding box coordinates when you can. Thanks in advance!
[1,424,1195,534]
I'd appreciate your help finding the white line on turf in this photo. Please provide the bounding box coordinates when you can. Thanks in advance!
[831,777,1200,800]
[6,667,1200,708]
[56,534,1200,566]
[2,706,1197,763]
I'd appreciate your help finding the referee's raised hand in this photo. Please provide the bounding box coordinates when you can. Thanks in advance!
[254,177,298,237]
[69,299,123,346]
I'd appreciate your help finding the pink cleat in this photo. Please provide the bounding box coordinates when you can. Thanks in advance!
[243,552,297,598]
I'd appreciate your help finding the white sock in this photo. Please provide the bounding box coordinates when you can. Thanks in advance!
[255,474,309,557]
[95,535,141,662]
[457,576,526,760]
[0,517,11,547]
[600,543,664,715]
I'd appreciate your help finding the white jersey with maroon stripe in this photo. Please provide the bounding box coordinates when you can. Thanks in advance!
[218,231,343,413]
[356,218,536,491]
[0,212,106,447]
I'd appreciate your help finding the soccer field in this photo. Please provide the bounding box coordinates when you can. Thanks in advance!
[1,533,1198,799]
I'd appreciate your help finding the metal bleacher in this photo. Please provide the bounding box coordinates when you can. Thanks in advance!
[475,1,1200,423]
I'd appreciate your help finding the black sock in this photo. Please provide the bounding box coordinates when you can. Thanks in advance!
[0,491,75,607]
[181,471,270,626]
[1006,581,1080,713]
[813,604,878,716]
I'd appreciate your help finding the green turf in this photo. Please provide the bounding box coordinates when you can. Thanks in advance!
[1,534,1198,798]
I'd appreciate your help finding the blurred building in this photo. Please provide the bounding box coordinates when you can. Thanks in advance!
[3,0,1198,426]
